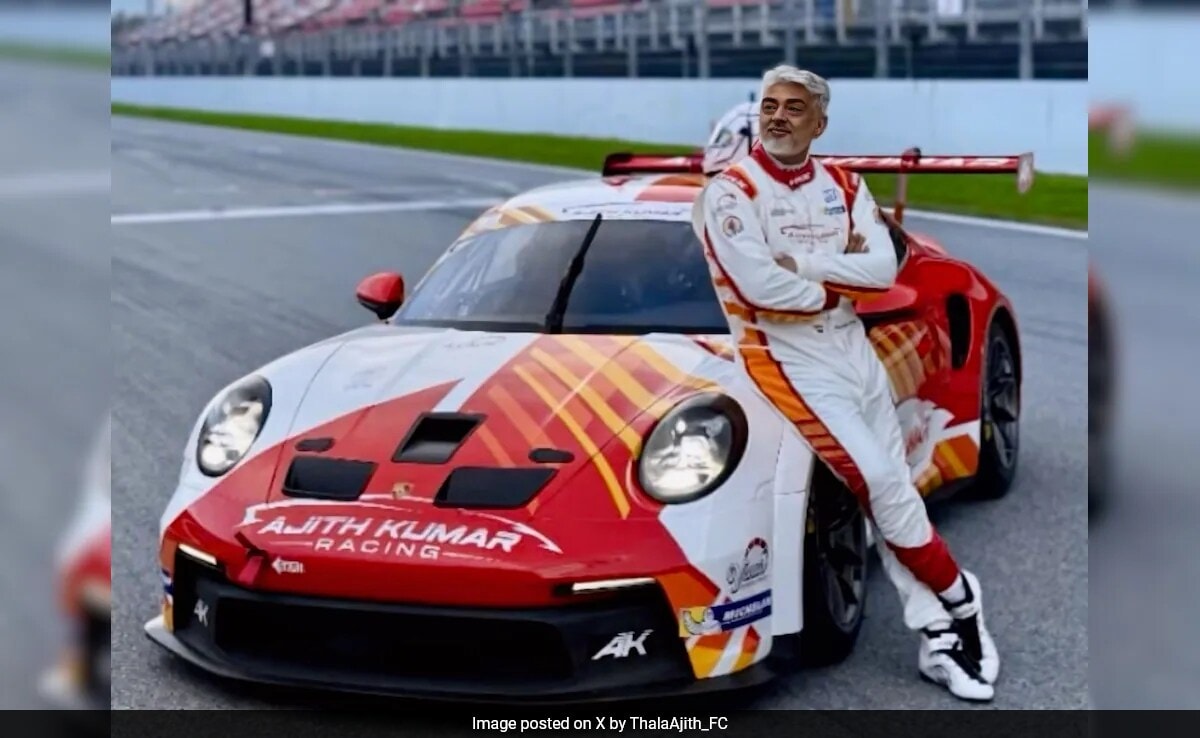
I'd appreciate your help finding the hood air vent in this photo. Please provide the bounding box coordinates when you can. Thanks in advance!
[434,467,556,509]
[393,412,485,464]
[282,457,377,501]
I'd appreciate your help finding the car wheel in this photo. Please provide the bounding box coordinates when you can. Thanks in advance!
[795,467,869,667]
[972,320,1020,499]
[1088,299,1113,517]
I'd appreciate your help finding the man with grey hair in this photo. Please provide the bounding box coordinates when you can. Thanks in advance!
[691,64,999,701]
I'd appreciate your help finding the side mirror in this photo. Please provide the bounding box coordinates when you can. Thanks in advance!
[355,271,405,321]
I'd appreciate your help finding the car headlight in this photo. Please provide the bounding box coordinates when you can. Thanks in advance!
[196,375,272,477]
[637,393,748,504]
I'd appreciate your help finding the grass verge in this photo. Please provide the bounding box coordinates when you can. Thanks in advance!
[112,102,1087,230]
[0,41,110,69]
[1090,130,1200,192]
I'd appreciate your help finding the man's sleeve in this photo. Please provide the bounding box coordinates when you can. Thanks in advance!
[800,175,900,294]
[697,176,837,317]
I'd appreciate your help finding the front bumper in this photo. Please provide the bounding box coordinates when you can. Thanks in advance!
[147,556,774,704]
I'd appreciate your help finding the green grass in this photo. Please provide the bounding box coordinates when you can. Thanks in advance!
[112,102,1088,230]
[1090,130,1200,192]
[0,41,110,69]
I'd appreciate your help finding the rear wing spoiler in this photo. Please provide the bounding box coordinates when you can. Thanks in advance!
[601,147,1035,224]
[601,152,705,177]
[818,149,1035,223]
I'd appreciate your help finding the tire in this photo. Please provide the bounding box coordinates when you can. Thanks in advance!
[972,319,1021,499]
[794,465,870,667]
[1088,299,1113,517]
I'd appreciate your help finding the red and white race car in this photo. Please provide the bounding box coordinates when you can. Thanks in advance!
[145,145,1027,702]
[42,415,111,709]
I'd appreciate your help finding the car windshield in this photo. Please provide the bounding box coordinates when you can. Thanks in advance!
[391,219,728,334]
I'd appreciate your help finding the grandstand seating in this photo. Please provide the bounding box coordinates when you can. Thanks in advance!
[111,0,1087,79]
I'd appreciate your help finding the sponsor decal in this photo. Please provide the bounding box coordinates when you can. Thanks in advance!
[272,557,304,575]
[769,197,797,217]
[560,202,691,220]
[592,630,652,660]
[443,334,507,350]
[679,590,772,636]
[193,599,209,627]
[237,500,563,561]
[780,224,840,242]
[715,193,739,213]
[824,205,847,215]
[823,188,839,204]
[726,537,769,593]
[721,215,743,237]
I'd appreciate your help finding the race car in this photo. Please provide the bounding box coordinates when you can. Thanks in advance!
[144,147,1026,703]
[41,414,111,710]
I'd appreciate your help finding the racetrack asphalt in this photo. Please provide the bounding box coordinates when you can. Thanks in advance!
[1087,183,1200,709]
[0,60,109,708]
[111,116,1088,710]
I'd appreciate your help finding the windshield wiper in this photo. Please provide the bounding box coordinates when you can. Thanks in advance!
[544,213,603,334]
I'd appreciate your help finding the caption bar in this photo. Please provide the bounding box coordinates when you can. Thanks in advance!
[472,717,730,733]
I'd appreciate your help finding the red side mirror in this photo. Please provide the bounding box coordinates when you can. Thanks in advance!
[355,272,405,321]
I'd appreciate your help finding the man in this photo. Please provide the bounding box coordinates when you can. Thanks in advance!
[690,65,1000,702]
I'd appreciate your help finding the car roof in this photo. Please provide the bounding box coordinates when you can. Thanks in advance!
[456,173,707,241]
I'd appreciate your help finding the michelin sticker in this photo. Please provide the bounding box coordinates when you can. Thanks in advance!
[679,590,772,637]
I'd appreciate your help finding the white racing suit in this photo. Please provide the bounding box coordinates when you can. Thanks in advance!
[691,144,960,632]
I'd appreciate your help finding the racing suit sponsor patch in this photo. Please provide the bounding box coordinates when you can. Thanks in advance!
[721,215,744,237]
[717,167,757,200]
[678,590,772,636]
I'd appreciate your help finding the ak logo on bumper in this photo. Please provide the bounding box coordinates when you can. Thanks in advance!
[678,590,772,637]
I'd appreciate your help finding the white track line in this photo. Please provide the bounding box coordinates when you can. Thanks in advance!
[112,116,1090,240]
[110,196,501,225]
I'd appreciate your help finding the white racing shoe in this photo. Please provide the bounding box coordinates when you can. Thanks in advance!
[918,626,994,702]
[940,570,1000,684]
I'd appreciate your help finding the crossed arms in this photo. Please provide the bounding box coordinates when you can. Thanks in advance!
[694,174,900,319]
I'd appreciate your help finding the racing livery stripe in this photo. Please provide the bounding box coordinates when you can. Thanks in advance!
[475,425,517,468]
[932,434,979,480]
[511,364,632,518]
[484,384,555,449]
[541,338,646,423]
[626,339,719,393]
[559,336,660,409]
[734,627,761,672]
[529,347,643,456]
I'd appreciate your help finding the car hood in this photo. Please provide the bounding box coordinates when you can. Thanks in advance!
[173,327,741,605]
[257,327,725,510]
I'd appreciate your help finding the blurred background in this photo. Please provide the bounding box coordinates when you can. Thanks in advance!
[108,0,1086,80]
[1088,0,1200,712]
[0,0,110,714]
